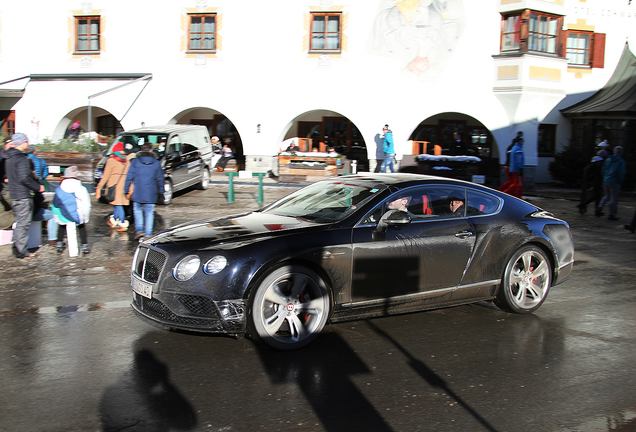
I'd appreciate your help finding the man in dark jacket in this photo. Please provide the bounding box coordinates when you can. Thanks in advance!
[124,143,164,241]
[5,133,45,259]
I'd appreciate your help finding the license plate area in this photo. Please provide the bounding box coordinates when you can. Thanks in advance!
[132,276,153,299]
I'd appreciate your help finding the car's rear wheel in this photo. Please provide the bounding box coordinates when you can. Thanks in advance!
[248,266,330,350]
[197,167,210,190]
[162,179,173,205]
[495,245,552,313]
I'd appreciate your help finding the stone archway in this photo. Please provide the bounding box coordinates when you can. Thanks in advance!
[173,107,245,170]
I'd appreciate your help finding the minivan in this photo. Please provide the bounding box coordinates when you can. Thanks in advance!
[94,125,216,204]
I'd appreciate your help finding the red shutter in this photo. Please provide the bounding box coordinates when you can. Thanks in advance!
[592,33,606,68]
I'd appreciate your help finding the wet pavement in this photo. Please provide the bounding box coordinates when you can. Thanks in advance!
[0,174,635,432]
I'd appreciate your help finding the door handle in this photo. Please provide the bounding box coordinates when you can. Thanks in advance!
[316,251,345,259]
[455,231,474,238]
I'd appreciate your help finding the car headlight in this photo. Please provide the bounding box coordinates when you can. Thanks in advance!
[203,256,227,275]
[173,255,201,281]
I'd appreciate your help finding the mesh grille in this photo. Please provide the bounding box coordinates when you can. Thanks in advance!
[133,295,224,330]
[134,247,167,283]
[174,294,218,316]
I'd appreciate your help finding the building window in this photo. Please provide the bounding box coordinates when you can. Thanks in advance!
[310,12,341,52]
[75,16,100,52]
[538,124,556,157]
[501,15,521,52]
[566,31,605,68]
[188,14,216,51]
[500,10,563,56]
[528,13,559,54]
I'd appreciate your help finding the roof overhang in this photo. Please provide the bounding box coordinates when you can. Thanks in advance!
[0,89,26,110]
[561,43,636,118]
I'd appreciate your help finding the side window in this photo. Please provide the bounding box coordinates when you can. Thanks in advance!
[466,190,501,216]
[360,186,468,224]
[182,143,198,154]
[407,186,466,219]
[168,135,181,155]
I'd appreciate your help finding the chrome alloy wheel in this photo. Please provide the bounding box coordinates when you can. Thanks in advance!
[250,266,330,350]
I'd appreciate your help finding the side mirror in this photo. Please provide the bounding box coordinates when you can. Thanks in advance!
[384,210,411,226]
[374,210,411,240]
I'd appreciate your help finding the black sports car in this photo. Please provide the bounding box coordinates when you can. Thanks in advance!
[130,174,574,350]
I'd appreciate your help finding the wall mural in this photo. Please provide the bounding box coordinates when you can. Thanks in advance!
[367,0,466,81]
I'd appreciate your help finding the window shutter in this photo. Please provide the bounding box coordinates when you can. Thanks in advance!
[592,33,606,68]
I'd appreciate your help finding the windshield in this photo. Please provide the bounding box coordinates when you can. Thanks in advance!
[111,133,169,159]
[261,179,388,223]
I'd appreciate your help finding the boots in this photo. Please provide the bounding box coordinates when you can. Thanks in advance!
[107,215,118,228]
[116,220,130,232]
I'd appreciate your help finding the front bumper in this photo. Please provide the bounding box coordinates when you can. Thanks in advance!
[131,292,246,334]
[130,244,246,334]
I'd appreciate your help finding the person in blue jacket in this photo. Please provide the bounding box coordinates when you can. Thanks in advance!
[125,143,165,241]
[26,146,49,191]
[51,165,92,254]
[380,125,395,173]
[596,145,626,220]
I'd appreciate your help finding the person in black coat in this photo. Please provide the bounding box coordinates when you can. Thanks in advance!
[577,153,606,214]
[4,133,45,259]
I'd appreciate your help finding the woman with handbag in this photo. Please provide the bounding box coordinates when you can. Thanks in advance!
[95,142,132,231]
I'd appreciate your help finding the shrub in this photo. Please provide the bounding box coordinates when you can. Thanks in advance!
[37,136,104,152]
[548,140,586,187]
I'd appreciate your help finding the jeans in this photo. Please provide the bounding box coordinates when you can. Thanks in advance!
[133,202,155,237]
[599,183,621,216]
[381,154,395,173]
[113,205,126,223]
[32,207,59,241]
[11,198,33,257]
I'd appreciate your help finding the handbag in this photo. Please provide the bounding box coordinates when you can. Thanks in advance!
[101,184,117,202]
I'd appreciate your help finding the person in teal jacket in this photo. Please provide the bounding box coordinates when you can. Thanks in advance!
[596,146,626,220]
[380,125,395,173]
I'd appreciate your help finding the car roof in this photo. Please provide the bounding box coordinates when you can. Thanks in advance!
[330,173,484,188]
[119,125,208,134]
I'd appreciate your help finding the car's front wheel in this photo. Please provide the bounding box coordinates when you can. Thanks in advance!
[495,245,552,313]
[248,266,330,350]
[162,179,173,205]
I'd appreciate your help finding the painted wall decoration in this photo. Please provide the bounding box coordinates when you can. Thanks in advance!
[367,0,466,81]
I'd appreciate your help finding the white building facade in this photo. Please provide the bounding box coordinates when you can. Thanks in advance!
[1,0,635,183]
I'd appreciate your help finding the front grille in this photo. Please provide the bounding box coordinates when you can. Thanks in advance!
[133,295,224,330]
[134,246,167,283]
[174,294,217,316]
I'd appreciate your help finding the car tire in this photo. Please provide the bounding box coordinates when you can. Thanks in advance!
[248,265,331,350]
[494,245,552,314]
[162,179,173,205]
[197,167,210,190]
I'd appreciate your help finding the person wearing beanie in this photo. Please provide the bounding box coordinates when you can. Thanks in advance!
[597,146,626,220]
[51,165,92,254]
[577,152,606,215]
[95,142,131,231]
[4,133,45,259]
[63,121,85,140]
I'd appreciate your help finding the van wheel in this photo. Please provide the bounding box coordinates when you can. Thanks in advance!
[197,167,210,190]
[162,180,173,205]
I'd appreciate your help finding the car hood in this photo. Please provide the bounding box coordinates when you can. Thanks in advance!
[146,211,321,246]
